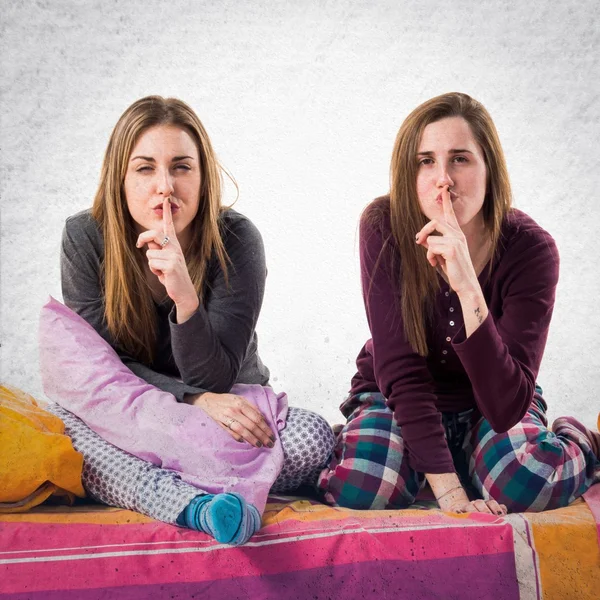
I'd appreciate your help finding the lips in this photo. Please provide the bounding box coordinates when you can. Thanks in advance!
[435,191,458,204]
[152,201,180,216]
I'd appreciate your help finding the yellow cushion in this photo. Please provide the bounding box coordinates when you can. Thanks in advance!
[0,384,85,512]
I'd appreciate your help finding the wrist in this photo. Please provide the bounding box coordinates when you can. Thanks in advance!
[437,486,469,510]
[175,296,200,324]
[185,392,210,407]
[457,285,488,338]
[456,282,484,304]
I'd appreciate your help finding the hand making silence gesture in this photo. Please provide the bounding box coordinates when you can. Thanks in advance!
[415,185,479,294]
[415,184,491,340]
[136,196,200,324]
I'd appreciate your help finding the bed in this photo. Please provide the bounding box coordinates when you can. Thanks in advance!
[1,485,599,599]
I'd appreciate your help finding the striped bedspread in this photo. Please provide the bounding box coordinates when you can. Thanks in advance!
[1,485,599,599]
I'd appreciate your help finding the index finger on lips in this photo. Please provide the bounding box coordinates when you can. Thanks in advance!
[442,186,460,228]
[163,197,176,239]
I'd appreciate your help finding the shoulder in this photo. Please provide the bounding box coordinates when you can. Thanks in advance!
[217,208,265,266]
[360,195,393,243]
[361,195,391,230]
[496,208,559,284]
[500,208,559,262]
[359,195,395,257]
[219,208,263,244]
[62,209,104,255]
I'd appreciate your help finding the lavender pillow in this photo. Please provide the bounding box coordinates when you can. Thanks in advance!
[39,297,287,513]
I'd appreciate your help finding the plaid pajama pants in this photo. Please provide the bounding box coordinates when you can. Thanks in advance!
[317,389,600,512]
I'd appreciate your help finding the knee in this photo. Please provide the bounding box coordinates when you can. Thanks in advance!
[476,471,563,513]
[283,407,336,466]
[318,431,417,509]
[319,457,417,510]
[470,429,583,512]
[307,411,336,460]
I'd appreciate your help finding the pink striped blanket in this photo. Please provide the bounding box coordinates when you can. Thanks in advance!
[1,486,599,599]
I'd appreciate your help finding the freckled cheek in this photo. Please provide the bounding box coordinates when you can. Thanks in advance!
[465,175,487,207]
[415,179,437,217]
[416,180,429,207]
[124,178,150,203]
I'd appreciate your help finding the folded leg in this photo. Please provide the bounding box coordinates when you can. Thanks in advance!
[467,396,600,512]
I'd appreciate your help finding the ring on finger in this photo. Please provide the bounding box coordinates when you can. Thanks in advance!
[224,417,236,429]
[160,236,170,247]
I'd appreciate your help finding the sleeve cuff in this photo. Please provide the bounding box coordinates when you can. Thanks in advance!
[410,459,456,474]
[168,304,210,350]
[391,406,456,474]
[178,384,208,403]
[168,304,203,329]
[451,312,498,359]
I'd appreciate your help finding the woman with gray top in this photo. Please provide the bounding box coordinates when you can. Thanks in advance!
[53,95,334,545]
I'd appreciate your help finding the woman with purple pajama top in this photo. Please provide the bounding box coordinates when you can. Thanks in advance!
[54,96,335,545]
[318,92,600,514]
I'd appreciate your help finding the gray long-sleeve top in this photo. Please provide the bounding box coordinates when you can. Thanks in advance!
[60,208,270,402]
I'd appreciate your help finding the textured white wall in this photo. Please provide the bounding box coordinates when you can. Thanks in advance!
[1,0,599,428]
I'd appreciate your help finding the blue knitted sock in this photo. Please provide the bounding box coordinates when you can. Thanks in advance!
[178,493,261,545]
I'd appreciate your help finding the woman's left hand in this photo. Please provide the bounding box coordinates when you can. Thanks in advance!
[136,197,199,322]
[415,186,479,296]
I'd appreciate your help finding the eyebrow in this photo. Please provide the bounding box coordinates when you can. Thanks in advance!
[417,149,474,156]
[130,155,195,162]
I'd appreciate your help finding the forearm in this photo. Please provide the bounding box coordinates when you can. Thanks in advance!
[124,359,207,402]
[170,307,242,391]
[426,472,469,509]
[170,215,266,391]
[454,229,558,432]
[454,318,536,432]
[457,284,489,339]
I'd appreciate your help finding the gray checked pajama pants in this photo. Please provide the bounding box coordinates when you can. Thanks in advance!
[48,404,335,525]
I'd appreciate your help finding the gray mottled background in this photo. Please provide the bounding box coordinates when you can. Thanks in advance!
[1,0,599,427]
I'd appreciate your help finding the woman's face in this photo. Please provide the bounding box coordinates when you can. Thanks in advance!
[124,125,201,245]
[416,116,488,232]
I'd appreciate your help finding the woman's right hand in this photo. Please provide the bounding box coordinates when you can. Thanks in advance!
[187,391,276,449]
[445,497,508,516]
[434,483,507,516]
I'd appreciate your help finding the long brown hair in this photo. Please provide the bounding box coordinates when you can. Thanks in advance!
[92,96,230,363]
[368,92,512,356]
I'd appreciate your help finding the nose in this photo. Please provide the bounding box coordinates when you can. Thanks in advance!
[155,168,174,196]
[436,166,454,189]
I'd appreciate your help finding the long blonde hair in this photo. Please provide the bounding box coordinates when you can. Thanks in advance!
[92,96,230,363]
[368,92,512,356]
